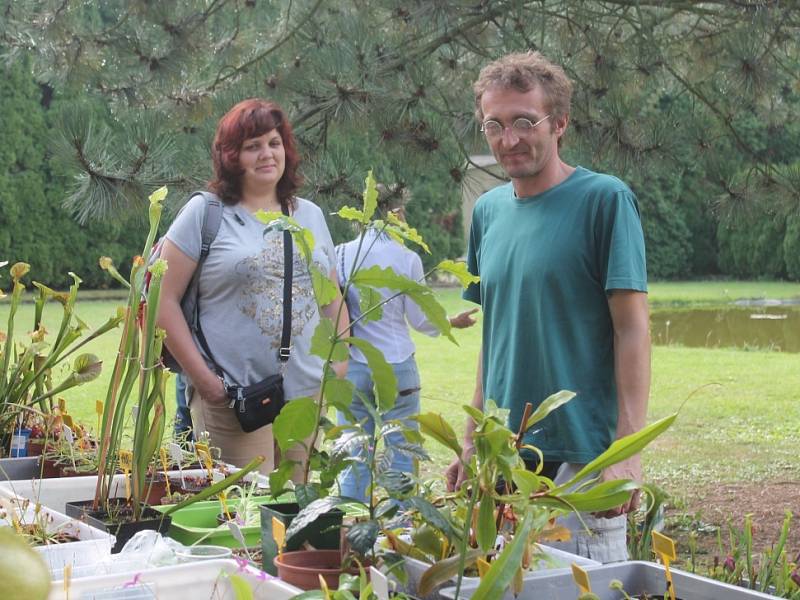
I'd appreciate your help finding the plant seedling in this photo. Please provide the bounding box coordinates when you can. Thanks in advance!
[653,530,677,600]
[572,563,592,596]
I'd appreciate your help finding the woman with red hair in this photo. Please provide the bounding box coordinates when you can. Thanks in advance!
[158,99,348,475]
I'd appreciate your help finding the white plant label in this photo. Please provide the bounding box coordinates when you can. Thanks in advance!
[61,424,74,445]
[168,442,183,464]
[370,566,390,600]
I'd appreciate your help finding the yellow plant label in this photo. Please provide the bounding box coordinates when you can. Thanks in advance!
[62,414,75,430]
[195,442,213,474]
[58,398,66,413]
[159,448,171,496]
[571,563,591,594]
[653,531,676,560]
[272,517,286,553]
[96,400,103,434]
[477,558,491,578]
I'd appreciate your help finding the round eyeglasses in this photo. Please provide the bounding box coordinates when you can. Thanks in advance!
[480,115,551,139]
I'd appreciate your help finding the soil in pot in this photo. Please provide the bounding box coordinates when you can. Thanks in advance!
[60,465,99,478]
[18,525,81,545]
[275,549,364,591]
[65,498,171,553]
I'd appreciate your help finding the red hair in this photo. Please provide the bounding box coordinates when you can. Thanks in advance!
[209,98,302,209]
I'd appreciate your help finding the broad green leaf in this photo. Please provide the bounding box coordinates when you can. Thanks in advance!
[354,283,383,324]
[525,390,576,431]
[418,549,483,598]
[228,574,254,600]
[309,318,349,362]
[273,397,318,451]
[268,459,295,497]
[413,413,462,457]
[311,266,338,306]
[346,337,397,411]
[555,413,677,492]
[286,496,346,540]
[435,259,480,288]
[511,469,543,497]
[336,206,365,221]
[347,520,380,556]
[533,480,641,513]
[470,506,536,600]
[376,469,414,496]
[295,483,321,509]
[462,404,485,424]
[324,377,355,415]
[362,170,379,222]
[407,497,460,541]
[476,492,497,554]
[384,219,430,253]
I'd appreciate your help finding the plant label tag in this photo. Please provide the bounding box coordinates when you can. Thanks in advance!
[58,398,66,414]
[212,471,224,483]
[96,399,103,434]
[168,442,183,464]
[272,517,286,553]
[477,558,491,578]
[63,414,75,430]
[370,566,390,600]
[61,424,74,445]
[653,531,676,561]
[571,563,591,594]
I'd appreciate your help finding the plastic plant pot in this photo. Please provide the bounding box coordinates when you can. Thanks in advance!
[175,544,233,562]
[274,549,364,591]
[65,499,172,554]
[9,428,31,457]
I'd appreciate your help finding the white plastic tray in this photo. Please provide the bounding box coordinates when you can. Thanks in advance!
[47,558,302,600]
[0,496,115,574]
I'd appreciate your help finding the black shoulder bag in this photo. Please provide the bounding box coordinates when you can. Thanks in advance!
[196,207,292,433]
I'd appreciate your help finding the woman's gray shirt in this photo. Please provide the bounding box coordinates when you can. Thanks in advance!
[166,194,336,400]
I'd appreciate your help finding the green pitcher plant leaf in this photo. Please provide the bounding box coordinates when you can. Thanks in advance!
[71,353,103,383]
[555,413,678,493]
[435,259,480,288]
[476,491,497,554]
[346,337,397,411]
[418,549,484,598]
[470,505,537,600]
[525,390,576,431]
[273,397,318,452]
[412,412,462,458]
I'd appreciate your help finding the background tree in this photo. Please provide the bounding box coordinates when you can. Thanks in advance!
[2,0,799,280]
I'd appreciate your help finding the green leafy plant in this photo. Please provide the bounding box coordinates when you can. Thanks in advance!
[409,398,676,599]
[0,261,117,452]
[91,187,265,521]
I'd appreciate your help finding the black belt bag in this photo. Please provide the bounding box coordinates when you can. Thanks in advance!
[226,373,286,433]
[196,206,293,433]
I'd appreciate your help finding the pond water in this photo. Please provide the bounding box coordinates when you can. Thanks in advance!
[650,305,800,352]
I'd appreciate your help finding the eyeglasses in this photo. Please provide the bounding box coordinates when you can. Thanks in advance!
[480,115,551,139]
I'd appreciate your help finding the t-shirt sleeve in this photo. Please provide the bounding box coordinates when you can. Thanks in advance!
[311,203,336,274]
[598,190,648,293]
[463,206,482,305]
[164,194,207,262]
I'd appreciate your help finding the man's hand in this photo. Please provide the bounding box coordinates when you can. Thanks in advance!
[449,308,479,329]
[594,454,642,518]
[445,446,475,491]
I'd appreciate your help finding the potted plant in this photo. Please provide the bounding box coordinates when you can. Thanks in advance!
[263,171,479,587]
[64,187,264,552]
[0,261,114,472]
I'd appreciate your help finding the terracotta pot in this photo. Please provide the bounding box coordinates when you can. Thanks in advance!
[143,477,169,506]
[274,549,364,591]
[39,457,62,478]
[26,438,46,456]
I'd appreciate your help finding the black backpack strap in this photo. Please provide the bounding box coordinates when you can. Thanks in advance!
[279,203,293,363]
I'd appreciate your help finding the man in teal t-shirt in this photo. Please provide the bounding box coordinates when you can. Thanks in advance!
[446,52,650,563]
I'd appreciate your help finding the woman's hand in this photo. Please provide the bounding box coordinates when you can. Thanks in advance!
[449,308,479,329]
[195,372,228,406]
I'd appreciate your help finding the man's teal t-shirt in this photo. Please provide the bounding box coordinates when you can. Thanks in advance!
[464,166,647,464]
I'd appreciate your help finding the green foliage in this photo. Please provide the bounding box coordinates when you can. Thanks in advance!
[783,214,800,281]
[717,215,788,279]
